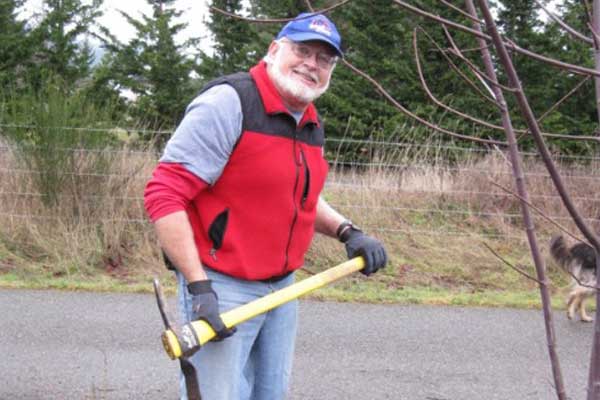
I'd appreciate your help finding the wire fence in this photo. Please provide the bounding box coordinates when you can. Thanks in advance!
[0,211,528,241]
[1,132,598,244]
[2,123,600,162]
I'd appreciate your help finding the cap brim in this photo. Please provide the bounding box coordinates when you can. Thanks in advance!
[284,32,344,58]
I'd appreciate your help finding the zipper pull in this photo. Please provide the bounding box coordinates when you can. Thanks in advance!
[209,248,217,261]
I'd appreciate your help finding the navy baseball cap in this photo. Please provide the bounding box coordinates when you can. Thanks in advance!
[276,13,344,57]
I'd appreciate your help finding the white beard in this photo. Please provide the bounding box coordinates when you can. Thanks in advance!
[269,48,330,105]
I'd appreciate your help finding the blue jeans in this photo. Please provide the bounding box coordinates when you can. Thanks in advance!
[176,268,298,400]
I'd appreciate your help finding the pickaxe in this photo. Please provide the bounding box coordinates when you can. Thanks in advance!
[153,257,366,400]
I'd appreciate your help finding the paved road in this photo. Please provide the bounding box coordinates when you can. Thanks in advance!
[0,289,594,399]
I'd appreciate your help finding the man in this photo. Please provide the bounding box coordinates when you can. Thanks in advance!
[144,12,387,400]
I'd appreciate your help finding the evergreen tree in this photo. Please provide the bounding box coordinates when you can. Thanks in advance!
[30,0,102,86]
[198,0,598,156]
[538,0,598,153]
[98,0,197,134]
[0,0,32,89]
[196,0,261,81]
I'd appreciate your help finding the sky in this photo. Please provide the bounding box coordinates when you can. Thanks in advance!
[20,0,213,51]
[18,0,563,53]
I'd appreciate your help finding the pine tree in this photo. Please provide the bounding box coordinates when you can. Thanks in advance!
[30,0,102,86]
[0,0,32,89]
[98,0,197,134]
[538,0,598,153]
[196,0,261,81]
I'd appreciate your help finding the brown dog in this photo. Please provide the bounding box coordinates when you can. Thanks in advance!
[549,235,597,322]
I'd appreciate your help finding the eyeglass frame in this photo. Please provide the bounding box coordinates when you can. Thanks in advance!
[278,38,339,69]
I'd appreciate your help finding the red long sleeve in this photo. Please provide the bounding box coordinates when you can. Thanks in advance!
[144,162,209,222]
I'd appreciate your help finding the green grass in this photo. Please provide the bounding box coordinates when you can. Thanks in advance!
[0,261,582,312]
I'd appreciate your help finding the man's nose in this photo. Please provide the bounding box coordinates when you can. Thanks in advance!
[302,53,319,69]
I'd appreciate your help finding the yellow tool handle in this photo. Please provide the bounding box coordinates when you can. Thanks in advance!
[162,257,365,359]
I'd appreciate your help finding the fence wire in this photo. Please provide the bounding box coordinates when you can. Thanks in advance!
[2,124,600,162]
[0,135,597,244]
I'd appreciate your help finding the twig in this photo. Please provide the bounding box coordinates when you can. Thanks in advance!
[442,27,518,93]
[210,0,350,23]
[478,0,600,250]
[535,0,593,44]
[413,29,506,129]
[392,0,600,78]
[341,58,506,145]
[440,0,481,23]
[587,22,600,49]
[304,0,315,12]
[419,27,499,105]
[455,44,492,53]
[484,240,599,292]
[434,27,600,143]
[536,76,591,123]
[583,0,594,28]
[488,180,586,245]
[482,242,543,284]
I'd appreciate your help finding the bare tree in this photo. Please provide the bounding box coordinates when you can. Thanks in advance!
[214,1,600,398]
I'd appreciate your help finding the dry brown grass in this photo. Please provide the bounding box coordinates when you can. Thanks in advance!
[0,139,596,299]
[0,137,164,283]
[307,150,600,297]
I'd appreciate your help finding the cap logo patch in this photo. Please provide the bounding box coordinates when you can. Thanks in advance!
[309,18,332,36]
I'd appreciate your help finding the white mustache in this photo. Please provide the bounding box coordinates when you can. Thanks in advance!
[293,68,319,85]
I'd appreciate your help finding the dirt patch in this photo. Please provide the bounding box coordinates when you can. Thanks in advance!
[0,258,16,273]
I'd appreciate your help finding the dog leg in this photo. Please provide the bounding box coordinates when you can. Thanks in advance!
[566,292,576,320]
[578,296,593,322]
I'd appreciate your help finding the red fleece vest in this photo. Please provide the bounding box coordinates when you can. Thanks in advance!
[161,62,329,280]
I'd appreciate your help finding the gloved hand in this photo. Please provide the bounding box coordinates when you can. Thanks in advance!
[187,280,236,340]
[342,228,388,276]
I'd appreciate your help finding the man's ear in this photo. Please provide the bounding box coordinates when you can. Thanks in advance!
[267,40,280,58]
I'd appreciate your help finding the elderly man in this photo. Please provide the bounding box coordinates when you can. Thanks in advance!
[144,12,387,400]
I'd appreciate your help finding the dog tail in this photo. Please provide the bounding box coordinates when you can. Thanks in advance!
[550,235,571,271]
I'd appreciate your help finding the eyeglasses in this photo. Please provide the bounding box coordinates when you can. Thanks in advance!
[280,39,338,69]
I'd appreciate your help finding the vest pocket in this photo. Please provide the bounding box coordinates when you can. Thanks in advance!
[208,208,229,260]
[300,150,310,209]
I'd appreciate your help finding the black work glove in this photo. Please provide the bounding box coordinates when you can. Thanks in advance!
[342,228,388,276]
[187,280,236,340]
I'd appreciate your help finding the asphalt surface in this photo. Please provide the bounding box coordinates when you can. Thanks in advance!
[0,289,595,399]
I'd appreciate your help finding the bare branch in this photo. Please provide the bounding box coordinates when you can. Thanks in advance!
[489,180,586,245]
[304,0,315,12]
[469,2,568,397]
[482,242,543,284]
[455,44,493,53]
[440,0,482,23]
[441,27,600,142]
[535,0,594,44]
[443,30,518,93]
[341,58,506,146]
[583,0,594,27]
[587,22,600,48]
[477,0,600,251]
[210,0,350,23]
[536,76,592,123]
[413,29,507,130]
[392,0,600,77]
[419,27,499,104]
[485,241,598,291]
[441,26,499,98]
[416,35,596,142]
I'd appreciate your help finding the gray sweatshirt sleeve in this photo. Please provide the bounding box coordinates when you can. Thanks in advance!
[160,84,243,185]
